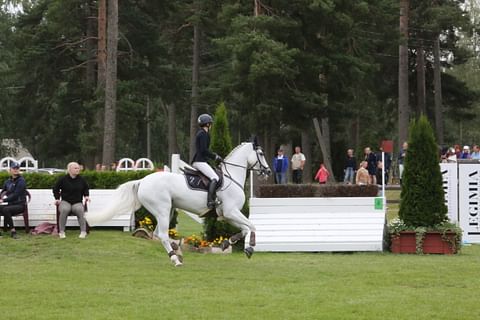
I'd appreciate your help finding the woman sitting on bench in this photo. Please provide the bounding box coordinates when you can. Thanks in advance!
[53,162,90,239]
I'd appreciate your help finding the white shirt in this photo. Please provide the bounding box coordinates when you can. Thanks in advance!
[291,153,306,170]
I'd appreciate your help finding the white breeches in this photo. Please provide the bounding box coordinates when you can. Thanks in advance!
[192,162,219,181]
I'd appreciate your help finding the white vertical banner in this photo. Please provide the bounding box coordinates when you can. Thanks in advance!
[439,163,458,223]
[458,163,480,243]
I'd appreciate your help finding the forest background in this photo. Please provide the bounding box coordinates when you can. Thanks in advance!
[1,0,479,182]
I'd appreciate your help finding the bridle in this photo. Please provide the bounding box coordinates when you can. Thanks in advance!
[220,147,270,189]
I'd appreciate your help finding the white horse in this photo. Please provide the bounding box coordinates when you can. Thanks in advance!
[85,140,271,266]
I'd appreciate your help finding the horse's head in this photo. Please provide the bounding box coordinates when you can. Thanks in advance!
[248,144,271,179]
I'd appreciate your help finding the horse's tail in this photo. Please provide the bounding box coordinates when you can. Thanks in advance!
[85,180,142,226]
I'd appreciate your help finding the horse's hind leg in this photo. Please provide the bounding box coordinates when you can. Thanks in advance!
[152,209,183,267]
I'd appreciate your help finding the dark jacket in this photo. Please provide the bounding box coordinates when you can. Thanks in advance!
[192,129,216,163]
[1,176,27,205]
[53,175,89,205]
[345,156,357,169]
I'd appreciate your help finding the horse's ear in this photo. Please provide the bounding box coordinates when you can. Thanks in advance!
[250,135,258,148]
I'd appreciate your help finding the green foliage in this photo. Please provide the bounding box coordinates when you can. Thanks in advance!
[399,116,447,227]
[210,102,233,158]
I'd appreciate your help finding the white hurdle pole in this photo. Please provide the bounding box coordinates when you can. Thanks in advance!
[382,151,386,207]
[250,169,254,199]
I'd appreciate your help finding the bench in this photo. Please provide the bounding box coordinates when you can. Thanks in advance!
[1,189,134,232]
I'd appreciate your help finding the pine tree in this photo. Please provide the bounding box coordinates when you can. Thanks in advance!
[210,102,233,158]
[399,115,447,227]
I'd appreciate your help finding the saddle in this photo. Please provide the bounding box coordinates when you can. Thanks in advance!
[181,167,223,192]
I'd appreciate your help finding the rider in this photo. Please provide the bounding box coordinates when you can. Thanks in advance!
[191,113,223,209]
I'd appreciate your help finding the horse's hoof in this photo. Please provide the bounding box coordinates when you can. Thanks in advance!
[220,239,230,251]
[244,247,254,259]
[174,261,183,267]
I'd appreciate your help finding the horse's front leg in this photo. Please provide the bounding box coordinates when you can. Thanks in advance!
[222,207,256,259]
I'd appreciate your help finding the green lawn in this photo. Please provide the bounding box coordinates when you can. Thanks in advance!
[1,211,479,320]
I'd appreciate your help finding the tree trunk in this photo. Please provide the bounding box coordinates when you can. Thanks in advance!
[433,36,444,145]
[254,0,262,16]
[189,24,200,161]
[416,43,426,117]
[102,0,118,166]
[313,117,335,182]
[167,103,179,165]
[146,96,151,159]
[398,0,410,149]
[301,129,312,183]
[97,0,107,88]
[94,0,107,166]
[85,0,96,89]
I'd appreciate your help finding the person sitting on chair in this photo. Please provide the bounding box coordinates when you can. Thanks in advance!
[53,162,90,239]
[0,162,27,239]
[191,113,223,209]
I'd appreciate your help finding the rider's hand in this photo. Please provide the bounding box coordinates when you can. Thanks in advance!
[215,154,223,162]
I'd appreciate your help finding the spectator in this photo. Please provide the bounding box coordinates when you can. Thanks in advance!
[53,162,90,239]
[356,161,370,185]
[343,149,356,184]
[376,161,384,185]
[110,162,117,171]
[314,163,329,184]
[291,146,306,184]
[0,162,27,239]
[273,148,289,184]
[364,147,377,185]
[446,147,457,163]
[471,145,480,160]
[454,144,462,158]
[398,142,408,185]
[460,146,471,159]
[376,147,391,185]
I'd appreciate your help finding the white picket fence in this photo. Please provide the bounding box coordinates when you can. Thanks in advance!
[246,197,386,252]
[2,189,134,232]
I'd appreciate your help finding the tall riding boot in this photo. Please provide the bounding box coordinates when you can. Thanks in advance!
[207,179,218,209]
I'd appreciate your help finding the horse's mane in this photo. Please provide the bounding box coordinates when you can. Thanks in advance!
[225,142,251,161]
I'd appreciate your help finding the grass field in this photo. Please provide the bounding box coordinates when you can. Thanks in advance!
[1,210,480,320]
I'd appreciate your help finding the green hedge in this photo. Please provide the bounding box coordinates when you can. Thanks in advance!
[258,184,379,198]
[0,170,153,189]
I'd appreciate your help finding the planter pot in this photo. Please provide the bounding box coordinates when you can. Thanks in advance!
[422,232,458,254]
[391,231,459,254]
[391,231,416,254]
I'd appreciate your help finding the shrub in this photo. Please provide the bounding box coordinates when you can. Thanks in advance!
[257,184,379,198]
[399,115,447,227]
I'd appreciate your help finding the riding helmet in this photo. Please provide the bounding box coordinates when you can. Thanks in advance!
[198,114,213,127]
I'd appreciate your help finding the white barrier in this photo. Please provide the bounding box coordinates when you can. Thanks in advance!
[247,197,386,252]
[1,189,134,232]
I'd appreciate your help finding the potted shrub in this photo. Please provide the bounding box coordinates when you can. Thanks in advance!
[389,115,462,254]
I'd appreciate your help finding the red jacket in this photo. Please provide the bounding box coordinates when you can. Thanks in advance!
[315,167,329,183]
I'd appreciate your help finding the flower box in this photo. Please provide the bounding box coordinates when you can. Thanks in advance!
[422,232,458,254]
[390,231,416,254]
[390,231,459,254]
